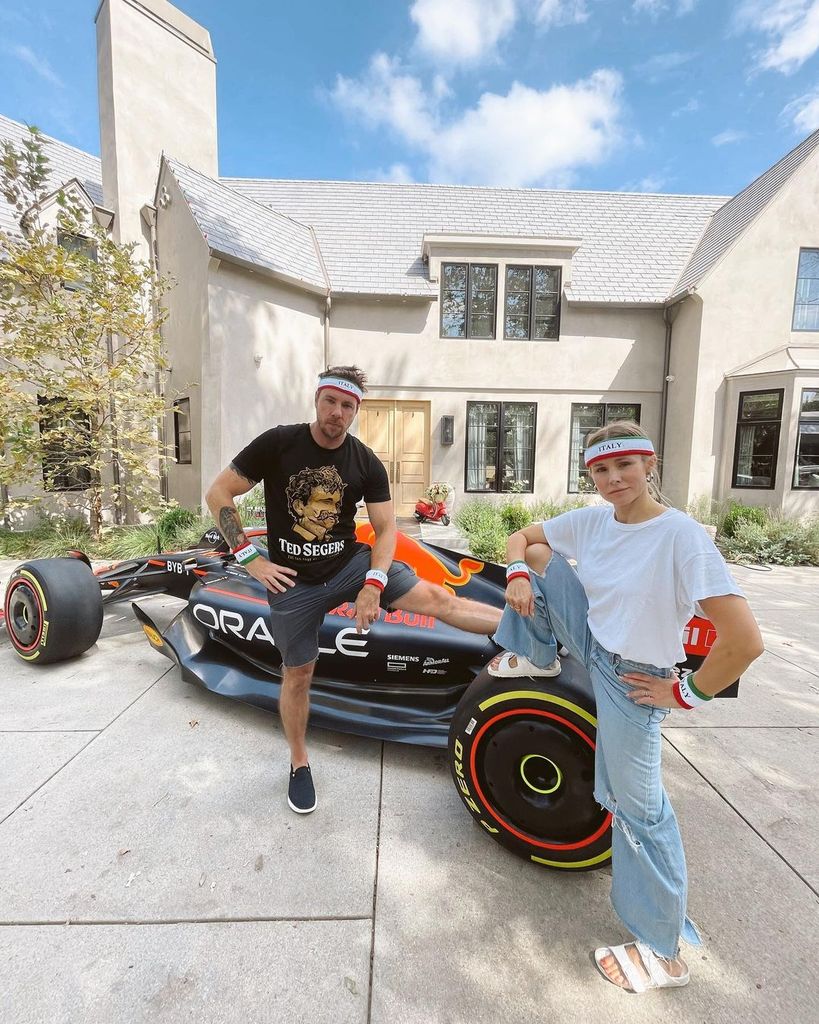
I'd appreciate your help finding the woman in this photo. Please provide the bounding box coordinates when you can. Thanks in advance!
[489,421,763,994]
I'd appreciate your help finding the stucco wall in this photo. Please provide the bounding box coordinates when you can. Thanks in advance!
[204,263,325,494]
[156,164,211,510]
[329,294,665,503]
[694,148,819,512]
[663,295,703,505]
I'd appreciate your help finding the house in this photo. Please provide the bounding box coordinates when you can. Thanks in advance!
[2,0,817,520]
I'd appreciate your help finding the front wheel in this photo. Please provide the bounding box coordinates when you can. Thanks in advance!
[448,662,611,871]
[4,558,103,664]
[441,515,451,526]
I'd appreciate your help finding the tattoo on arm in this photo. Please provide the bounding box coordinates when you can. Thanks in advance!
[219,505,248,550]
[229,462,257,487]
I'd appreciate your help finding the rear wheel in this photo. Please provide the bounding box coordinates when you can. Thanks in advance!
[441,515,451,526]
[448,662,611,870]
[4,558,103,664]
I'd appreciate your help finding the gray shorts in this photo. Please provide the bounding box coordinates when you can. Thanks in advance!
[266,545,418,667]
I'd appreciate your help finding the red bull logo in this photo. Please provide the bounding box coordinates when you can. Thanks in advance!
[682,616,717,657]
[355,524,484,594]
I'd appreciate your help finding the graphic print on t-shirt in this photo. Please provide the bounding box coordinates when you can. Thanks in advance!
[285,465,347,550]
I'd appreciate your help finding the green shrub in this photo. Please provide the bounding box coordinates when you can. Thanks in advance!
[156,504,198,542]
[722,501,769,538]
[29,517,93,558]
[236,484,266,524]
[469,526,507,562]
[499,500,532,534]
[454,499,499,538]
[718,514,819,566]
[100,524,164,559]
[686,496,733,534]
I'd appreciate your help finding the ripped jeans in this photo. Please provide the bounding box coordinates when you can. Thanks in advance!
[493,552,701,959]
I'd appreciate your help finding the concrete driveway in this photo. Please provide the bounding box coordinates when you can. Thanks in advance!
[1,557,817,1024]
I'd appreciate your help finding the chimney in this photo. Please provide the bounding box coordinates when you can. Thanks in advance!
[95,0,218,249]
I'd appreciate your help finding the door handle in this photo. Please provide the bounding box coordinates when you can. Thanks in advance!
[396,462,401,484]
[388,460,393,482]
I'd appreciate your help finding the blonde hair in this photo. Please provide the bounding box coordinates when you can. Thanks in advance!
[584,420,671,506]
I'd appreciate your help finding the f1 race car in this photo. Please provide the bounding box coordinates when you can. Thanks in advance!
[3,524,732,872]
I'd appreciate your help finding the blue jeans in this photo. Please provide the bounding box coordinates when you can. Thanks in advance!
[493,553,701,958]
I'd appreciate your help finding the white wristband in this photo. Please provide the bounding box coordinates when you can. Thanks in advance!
[233,542,259,565]
[506,561,530,580]
[365,569,388,591]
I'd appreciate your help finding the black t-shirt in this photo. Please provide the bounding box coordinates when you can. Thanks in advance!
[231,423,391,582]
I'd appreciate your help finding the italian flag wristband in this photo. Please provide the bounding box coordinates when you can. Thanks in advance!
[365,569,388,592]
[673,671,712,710]
[233,542,260,565]
[506,561,530,583]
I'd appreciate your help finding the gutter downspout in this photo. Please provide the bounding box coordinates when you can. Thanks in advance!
[309,225,332,368]
[658,291,691,472]
[141,202,168,503]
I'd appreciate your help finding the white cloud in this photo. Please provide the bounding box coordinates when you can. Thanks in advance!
[783,88,819,133]
[8,44,63,88]
[532,1,590,28]
[409,0,517,64]
[736,1,819,75]
[711,129,748,147]
[672,97,700,116]
[372,163,416,183]
[332,58,624,187]
[632,0,698,16]
[634,51,696,81]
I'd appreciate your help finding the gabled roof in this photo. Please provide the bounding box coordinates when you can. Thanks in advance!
[0,114,103,237]
[671,129,819,300]
[223,177,727,303]
[163,158,328,293]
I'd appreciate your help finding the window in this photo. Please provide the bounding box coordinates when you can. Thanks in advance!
[37,396,93,492]
[568,403,641,493]
[174,398,192,465]
[441,263,497,339]
[465,401,536,492]
[57,231,97,291]
[793,388,819,489]
[504,266,561,340]
[793,249,819,331]
[732,389,783,489]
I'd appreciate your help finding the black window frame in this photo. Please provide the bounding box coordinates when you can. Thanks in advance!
[173,397,192,466]
[792,386,819,490]
[567,402,642,493]
[792,247,819,332]
[503,264,562,341]
[57,230,98,291]
[440,262,498,340]
[464,400,537,494]
[731,388,784,490]
[37,395,93,492]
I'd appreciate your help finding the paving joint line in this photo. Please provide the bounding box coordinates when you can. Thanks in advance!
[0,915,373,927]
[762,645,819,681]
[663,733,818,898]
[366,742,385,1024]
[0,667,173,829]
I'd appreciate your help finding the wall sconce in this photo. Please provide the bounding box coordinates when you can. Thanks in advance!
[440,415,454,445]
[253,353,263,368]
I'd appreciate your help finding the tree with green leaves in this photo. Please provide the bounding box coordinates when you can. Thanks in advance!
[0,126,171,537]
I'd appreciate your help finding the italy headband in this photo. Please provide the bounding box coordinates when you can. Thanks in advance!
[316,376,364,405]
[584,437,654,467]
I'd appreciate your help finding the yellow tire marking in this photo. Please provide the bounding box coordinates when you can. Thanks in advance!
[10,570,48,657]
[477,689,597,727]
[18,570,48,612]
[531,848,611,869]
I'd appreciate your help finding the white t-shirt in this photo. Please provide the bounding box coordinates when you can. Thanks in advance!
[541,505,743,667]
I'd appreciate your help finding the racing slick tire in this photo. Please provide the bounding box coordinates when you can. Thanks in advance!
[4,558,103,665]
[448,664,612,871]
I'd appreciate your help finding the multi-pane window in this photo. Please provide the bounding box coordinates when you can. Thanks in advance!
[466,401,536,493]
[174,398,192,465]
[568,403,641,492]
[793,249,819,331]
[732,389,783,489]
[37,396,93,492]
[793,388,819,489]
[57,231,97,290]
[504,266,561,340]
[441,263,497,339]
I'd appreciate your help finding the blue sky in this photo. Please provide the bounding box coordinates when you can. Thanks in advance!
[3,1,819,197]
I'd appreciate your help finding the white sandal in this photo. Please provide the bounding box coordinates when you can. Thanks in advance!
[487,651,561,678]
[593,941,690,994]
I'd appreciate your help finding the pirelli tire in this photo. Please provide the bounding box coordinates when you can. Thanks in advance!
[448,663,612,871]
[4,558,103,665]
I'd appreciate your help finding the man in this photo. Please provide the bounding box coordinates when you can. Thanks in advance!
[205,366,502,814]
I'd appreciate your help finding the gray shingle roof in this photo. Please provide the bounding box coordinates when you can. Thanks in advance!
[223,177,728,303]
[165,158,327,292]
[672,129,819,299]
[0,114,103,236]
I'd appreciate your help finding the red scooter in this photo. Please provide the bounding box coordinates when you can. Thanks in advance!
[414,484,452,526]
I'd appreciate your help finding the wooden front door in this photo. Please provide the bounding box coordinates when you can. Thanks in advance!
[358,400,430,516]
